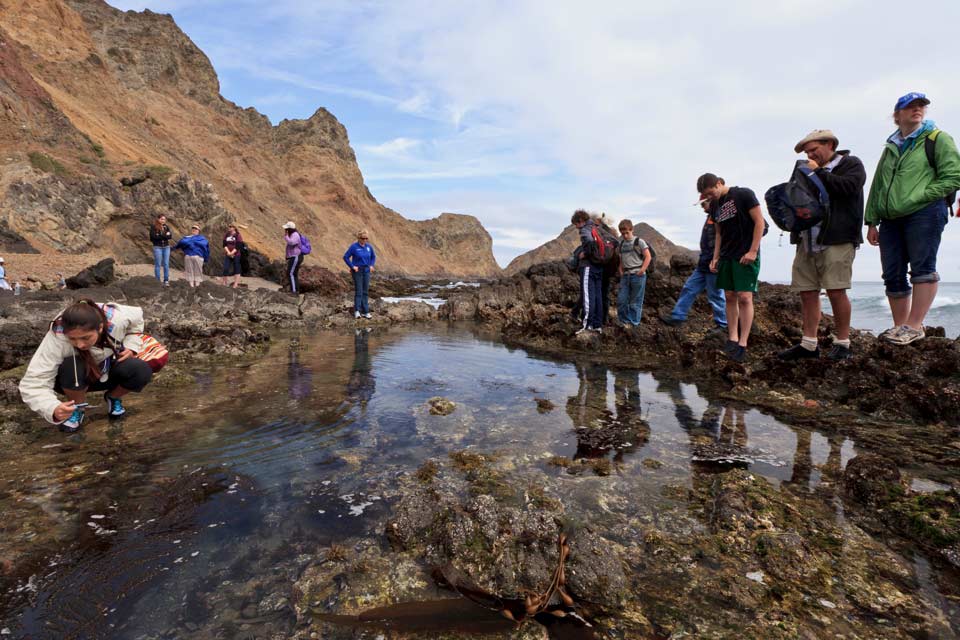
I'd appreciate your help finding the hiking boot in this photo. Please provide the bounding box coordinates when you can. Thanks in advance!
[887,326,924,345]
[661,316,684,327]
[728,345,747,362]
[826,344,852,361]
[105,394,125,417]
[777,344,820,361]
[60,407,85,433]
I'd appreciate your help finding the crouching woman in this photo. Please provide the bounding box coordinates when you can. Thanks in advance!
[19,299,155,433]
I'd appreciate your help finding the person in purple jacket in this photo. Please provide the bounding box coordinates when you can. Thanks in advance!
[282,221,305,294]
[343,229,376,319]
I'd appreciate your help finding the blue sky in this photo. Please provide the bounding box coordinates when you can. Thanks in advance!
[109,0,960,280]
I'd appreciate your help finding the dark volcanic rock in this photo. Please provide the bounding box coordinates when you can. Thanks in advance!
[843,453,904,507]
[297,266,349,296]
[66,258,116,289]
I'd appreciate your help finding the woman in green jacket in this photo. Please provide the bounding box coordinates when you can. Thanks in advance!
[864,92,960,345]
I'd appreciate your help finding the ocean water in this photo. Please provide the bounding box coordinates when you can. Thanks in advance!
[844,281,960,338]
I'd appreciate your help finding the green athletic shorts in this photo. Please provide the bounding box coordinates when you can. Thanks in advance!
[716,256,760,293]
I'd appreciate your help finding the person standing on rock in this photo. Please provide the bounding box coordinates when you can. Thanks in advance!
[19,299,154,433]
[173,224,210,288]
[662,197,727,330]
[221,224,243,288]
[149,214,173,286]
[699,173,765,362]
[283,221,306,294]
[616,219,651,327]
[864,92,960,345]
[778,130,866,362]
[343,229,376,318]
[572,210,604,333]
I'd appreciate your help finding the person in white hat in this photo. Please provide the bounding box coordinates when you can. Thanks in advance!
[778,129,866,362]
[0,257,10,291]
[283,222,306,293]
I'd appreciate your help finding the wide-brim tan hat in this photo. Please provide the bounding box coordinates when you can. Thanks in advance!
[282,221,297,230]
[794,129,838,154]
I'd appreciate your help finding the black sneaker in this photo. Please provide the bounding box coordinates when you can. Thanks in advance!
[777,344,820,361]
[661,317,684,327]
[723,339,739,354]
[826,344,852,361]
[729,345,747,362]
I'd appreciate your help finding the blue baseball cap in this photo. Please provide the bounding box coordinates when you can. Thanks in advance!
[894,92,930,111]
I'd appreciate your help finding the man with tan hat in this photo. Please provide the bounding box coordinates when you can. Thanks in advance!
[778,129,866,361]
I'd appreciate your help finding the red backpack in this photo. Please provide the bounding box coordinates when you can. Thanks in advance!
[590,225,618,265]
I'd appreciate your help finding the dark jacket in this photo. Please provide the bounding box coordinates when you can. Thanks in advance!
[790,151,866,246]
[150,224,173,247]
[697,215,717,273]
[578,220,600,266]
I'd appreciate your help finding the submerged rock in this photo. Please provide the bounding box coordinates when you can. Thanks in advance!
[428,397,456,416]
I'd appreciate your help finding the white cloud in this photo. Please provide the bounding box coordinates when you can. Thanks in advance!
[360,137,422,157]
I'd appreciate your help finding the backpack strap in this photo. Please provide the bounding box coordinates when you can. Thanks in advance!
[924,129,940,171]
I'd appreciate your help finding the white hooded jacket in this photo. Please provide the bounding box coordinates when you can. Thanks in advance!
[19,303,145,424]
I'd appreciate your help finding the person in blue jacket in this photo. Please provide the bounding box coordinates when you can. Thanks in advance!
[173,224,210,287]
[343,229,376,319]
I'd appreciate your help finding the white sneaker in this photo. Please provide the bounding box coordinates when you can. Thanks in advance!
[363,313,372,319]
[354,311,361,319]
[887,325,924,345]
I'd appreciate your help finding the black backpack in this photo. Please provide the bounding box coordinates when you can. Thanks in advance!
[764,162,831,232]
[924,130,957,216]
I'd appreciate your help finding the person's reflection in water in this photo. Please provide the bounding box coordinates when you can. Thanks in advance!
[287,342,313,401]
[346,328,376,411]
[653,373,722,436]
[566,361,649,461]
[718,405,748,448]
[786,427,813,490]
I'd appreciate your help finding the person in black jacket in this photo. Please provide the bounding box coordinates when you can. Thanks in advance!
[571,209,604,333]
[149,214,173,286]
[778,130,866,361]
[662,197,727,329]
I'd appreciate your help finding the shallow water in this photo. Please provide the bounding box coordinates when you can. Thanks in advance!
[0,324,956,638]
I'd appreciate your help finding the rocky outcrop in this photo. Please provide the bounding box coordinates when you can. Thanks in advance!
[504,222,697,276]
[0,0,501,277]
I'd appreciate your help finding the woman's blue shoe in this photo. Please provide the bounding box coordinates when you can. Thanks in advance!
[60,407,85,433]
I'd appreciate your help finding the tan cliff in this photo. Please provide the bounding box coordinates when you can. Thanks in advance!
[0,0,501,277]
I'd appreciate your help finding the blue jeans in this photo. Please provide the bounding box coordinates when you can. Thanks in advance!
[616,272,647,325]
[670,269,727,327]
[879,200,948,298]
[353,268,371,314]
[152,246,170,282]
[579,264,603,329]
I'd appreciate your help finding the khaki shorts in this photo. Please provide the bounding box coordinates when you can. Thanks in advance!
[791,243,855,292]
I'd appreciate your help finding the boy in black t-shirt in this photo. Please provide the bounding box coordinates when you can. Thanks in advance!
[697,173,766,362]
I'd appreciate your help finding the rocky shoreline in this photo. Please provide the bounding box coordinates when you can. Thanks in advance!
[1,260,958,639]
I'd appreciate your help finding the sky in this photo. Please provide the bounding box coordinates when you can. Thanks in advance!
[108,0,960,280]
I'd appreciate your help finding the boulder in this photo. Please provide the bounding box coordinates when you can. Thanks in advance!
[65,258,116,289]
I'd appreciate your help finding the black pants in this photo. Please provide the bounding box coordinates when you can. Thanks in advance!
[56,356,153,395]
[286,255,305,293]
